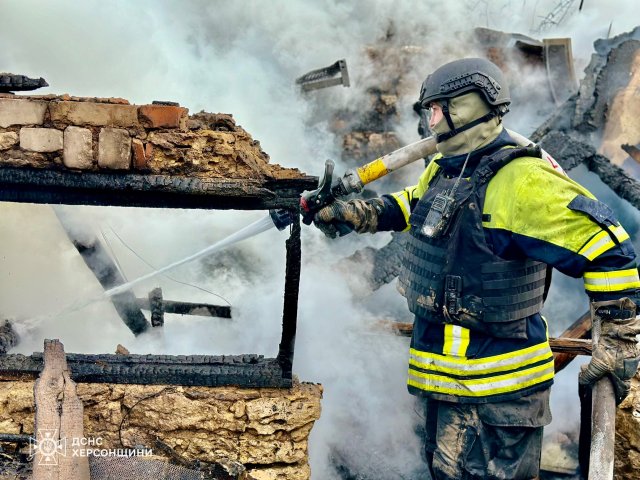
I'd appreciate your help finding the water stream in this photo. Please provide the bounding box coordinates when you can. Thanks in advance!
[19,214,277,332]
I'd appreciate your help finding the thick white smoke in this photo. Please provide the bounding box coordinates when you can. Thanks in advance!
[1,1,639,478]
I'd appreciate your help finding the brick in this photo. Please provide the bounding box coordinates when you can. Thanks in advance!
[139,105,188,129]
[0,99,47,128]
[50,101,139,127]
[63,126,93,169]
[98,128,131,169]
[19,128,63,152]
[0,132,19,151]
[131,139,146,169]
[131,140,154,170]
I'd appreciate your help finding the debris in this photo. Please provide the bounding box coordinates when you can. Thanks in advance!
[115,344,130,355]
[135,288,232,323]
[54,209,151,336]
[0,73,48,93]
[296,59,350,92]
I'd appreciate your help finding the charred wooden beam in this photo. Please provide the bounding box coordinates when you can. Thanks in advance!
[136,292,232,320]
[277,212,301,380]
[0,352,291,388]
[55,210,150,336]
[0,167,316,210]
[539,132,640,211]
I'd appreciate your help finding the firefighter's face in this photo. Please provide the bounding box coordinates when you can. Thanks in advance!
[428,102,444,130]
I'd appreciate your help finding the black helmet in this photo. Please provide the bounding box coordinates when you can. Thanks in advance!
[419,57,510,109]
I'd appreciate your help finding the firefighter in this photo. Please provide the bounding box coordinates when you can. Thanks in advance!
[313,58,640,480]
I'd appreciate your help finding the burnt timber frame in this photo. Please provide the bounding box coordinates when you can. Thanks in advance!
[0,166,317,388]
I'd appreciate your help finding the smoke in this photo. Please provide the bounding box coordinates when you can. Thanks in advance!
[1,0,639,478]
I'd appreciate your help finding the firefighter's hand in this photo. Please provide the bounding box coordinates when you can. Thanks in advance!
[579,298,640,404]
[313,198,384,238]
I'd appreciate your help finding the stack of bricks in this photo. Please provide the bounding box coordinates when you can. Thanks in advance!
[0,94,301,180]
[0,94,186,172]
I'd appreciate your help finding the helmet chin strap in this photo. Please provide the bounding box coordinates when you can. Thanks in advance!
[436,101,509,143]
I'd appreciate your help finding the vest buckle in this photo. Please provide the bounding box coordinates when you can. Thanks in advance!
[444,275,462,316]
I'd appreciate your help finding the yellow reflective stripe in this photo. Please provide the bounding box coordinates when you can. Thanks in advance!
[391,190,412,228]
[410,340,551,366]
[408,360,555,397]
[611,224,631,243]
[578,230,616,261]
[411,342,553,375]
[442,325,470,357]
[357,158,388,185]
[584,269,640,292]
[578,225,630,261]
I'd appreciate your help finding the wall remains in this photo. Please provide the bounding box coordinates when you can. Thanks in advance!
[0,94,304,180]
[0,380,322,480]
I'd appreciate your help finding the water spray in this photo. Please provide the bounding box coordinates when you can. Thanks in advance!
[103,214,275,298]
[38,128,553,323]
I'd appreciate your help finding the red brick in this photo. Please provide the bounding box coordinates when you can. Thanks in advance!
[131,139,154,170]
[139,105,188,129]
[132,139,146,169]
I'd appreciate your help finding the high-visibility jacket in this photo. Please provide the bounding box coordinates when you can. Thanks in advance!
[378,129,640,403]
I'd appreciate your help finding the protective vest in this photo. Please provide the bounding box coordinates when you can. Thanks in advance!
[398,145,548,340]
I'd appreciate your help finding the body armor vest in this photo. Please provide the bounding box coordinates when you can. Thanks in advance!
[398,146,547,339]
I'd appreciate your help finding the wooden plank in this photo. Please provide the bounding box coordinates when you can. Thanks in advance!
[553,311,591,373]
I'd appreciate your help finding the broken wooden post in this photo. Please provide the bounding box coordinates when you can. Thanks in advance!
[32,339,89,480]
[553,311,591,373]
[148,287,164,327]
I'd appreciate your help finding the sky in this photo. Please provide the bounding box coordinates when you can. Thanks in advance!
[1,1,639,478]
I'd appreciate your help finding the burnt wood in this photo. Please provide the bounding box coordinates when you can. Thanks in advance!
[55,210,150,336]
[277,213,301,380]
[136,297,232,319]
[0,167,317,210]
[0,352,292,388]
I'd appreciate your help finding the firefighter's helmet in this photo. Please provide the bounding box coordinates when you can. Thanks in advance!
[419,57,510,109]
